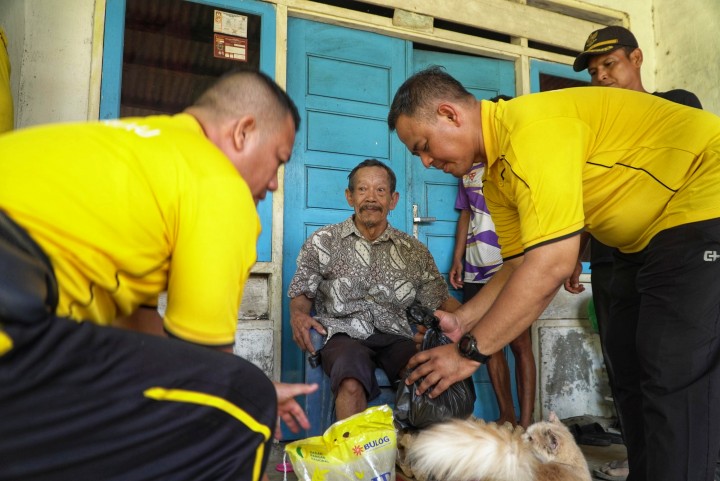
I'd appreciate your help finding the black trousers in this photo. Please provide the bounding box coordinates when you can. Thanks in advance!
[0,211,277,481]
[605,219,720,481]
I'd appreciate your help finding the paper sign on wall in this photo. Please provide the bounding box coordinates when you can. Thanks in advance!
[214,10,248,38]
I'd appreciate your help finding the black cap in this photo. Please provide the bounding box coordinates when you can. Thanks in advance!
[573,26,639,72]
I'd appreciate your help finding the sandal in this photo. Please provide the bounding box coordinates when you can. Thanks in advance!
[569,423,612,447]
[581,422,624,444]
[275,462,294,473]
[592,459,628,481]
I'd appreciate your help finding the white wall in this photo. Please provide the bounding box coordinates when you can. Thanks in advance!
[572,0,719,115]
[0,0,96,128]
[653,0,720,115]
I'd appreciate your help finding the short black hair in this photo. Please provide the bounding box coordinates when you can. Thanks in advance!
[347,159,397,193]
[489,94,514,102]
[388,65,473,131]
[194,69,301,132]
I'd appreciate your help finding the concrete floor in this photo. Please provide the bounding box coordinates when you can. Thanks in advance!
[264,436,628,481]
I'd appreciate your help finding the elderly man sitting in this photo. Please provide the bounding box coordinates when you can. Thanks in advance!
[288,158,460,420]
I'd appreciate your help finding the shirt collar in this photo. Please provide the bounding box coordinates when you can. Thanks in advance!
[480,100,500,168]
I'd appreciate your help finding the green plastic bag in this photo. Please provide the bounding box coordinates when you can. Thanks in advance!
[588,298,598,333]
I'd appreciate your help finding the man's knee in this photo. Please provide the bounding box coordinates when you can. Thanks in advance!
[337,377,366,398]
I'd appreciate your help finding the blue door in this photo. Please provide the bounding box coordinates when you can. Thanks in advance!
[409,50,516,421]
[282,19,410,386]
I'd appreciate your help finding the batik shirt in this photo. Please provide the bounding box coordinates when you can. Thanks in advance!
[455,162,502,284]
[288,216,451,340]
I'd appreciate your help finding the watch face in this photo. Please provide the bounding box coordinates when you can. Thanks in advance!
[459,334,475,355]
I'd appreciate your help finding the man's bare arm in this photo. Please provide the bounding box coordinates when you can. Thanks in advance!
[406,235,580,397]
[449,209,471,289]
[113,306,165,336]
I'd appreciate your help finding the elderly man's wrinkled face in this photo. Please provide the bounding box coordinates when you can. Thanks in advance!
[346,166,399,232]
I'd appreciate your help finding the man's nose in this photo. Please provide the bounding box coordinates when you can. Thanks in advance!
[268,173,279,192]
[419,153,433,168]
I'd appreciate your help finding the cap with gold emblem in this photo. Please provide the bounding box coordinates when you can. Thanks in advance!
[573,26,639,72]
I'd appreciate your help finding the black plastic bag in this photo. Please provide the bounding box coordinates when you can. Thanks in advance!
[394,301,476,429]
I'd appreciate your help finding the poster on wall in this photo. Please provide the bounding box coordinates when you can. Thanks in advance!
[213,10,249,62]
[213,33,248,62]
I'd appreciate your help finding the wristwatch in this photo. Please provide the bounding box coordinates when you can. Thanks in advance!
[457,333,491,363]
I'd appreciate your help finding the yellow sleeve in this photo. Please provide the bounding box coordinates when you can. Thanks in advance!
[0,28,13,134]
[488,118,590,258]
[163,176,260,346]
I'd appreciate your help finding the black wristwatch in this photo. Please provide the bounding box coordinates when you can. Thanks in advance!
[458,333,491,363]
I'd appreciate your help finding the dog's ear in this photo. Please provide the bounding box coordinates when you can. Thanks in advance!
[548,411,559,423]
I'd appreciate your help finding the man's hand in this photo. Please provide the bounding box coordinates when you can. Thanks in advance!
[435,309,464,342]
[449,258,464,290]
[404,309,475,397]
[404,343,480,398]
[273,382,318,439]
[563,260,585,294]
[289,295,326,353]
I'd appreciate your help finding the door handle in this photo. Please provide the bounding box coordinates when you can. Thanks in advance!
[412,203,435,224]
[412,204,435,239]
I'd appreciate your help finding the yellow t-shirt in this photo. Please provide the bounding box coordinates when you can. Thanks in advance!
[0,28,13,133]
[481,87,720,258]
[0,114,260,346]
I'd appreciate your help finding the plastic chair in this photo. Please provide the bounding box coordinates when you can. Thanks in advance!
[303,328,396,436]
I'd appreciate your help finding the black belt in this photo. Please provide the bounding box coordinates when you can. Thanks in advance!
[0,210,58,323]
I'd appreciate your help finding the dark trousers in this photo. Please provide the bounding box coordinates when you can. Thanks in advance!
[0,211,277,481]
[605,219,720,481]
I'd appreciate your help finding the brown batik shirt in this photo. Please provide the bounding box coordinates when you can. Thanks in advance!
[288,216,451,341]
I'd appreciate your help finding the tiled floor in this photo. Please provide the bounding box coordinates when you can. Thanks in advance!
[264,434,628,481]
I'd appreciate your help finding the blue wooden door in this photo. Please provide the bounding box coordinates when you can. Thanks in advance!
[410,50,516,421]
[282,19,410,387]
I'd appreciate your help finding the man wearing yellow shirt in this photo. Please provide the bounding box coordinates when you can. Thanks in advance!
[0,70,316,481]
[389,66,720,481]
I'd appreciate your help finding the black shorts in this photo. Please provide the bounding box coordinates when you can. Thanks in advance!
[320,332,416,401]
[0,211,277,481]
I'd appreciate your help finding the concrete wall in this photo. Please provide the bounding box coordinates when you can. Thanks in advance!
[653,0,720,114]
[576,0,719,114]
[0,0,96,126]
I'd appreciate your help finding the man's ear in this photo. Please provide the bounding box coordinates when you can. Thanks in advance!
[231,115,256,152]
[345,188,354,207]
[437,103,461,126]
[629,47,643,68]
[389,191,400,211]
